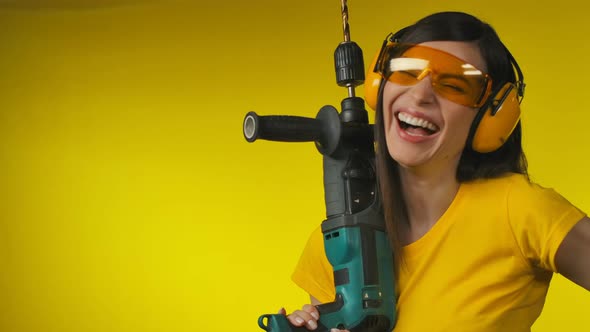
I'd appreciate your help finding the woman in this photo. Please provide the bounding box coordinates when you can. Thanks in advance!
[281,11,590,332]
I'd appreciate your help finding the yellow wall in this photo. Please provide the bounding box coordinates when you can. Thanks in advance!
[0,1,588,331]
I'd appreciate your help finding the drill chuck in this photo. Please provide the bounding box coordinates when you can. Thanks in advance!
[334,41,365,88]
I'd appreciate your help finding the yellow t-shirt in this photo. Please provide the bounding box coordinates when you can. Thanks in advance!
[291,173,586,332]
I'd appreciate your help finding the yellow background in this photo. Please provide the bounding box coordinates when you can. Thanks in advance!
[0,0,588,331]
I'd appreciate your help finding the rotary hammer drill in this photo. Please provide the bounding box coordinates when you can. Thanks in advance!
[242,2,396,331]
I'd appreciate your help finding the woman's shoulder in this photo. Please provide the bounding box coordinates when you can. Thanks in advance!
[464,172,575,209]
[462,172,565,206]
[464,172,529,192]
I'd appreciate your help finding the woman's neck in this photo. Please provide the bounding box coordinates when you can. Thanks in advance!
[398,164,461,244]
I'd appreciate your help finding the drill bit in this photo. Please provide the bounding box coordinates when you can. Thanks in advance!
[341,0,350,42]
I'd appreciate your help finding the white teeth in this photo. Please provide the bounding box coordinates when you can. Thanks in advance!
[397,112,438,132]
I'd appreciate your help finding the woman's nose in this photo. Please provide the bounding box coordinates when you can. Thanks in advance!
[408,75,436,105]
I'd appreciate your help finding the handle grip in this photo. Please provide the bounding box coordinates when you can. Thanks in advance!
[243,111,321,143]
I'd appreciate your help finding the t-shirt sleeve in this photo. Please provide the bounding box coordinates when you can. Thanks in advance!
[291,225,336,303]
[507,176,586,272]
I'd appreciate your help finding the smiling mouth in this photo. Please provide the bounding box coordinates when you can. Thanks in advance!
[397,112,439,136]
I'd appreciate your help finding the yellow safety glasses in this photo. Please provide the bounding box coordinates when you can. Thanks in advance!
[377,43,493,108]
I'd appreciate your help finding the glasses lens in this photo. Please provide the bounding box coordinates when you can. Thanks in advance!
[380,43,491,107]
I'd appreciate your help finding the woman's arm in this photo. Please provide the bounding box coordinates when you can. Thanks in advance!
[555,216,590,290]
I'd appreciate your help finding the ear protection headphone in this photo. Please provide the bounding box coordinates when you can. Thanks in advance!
[364,30,525,153]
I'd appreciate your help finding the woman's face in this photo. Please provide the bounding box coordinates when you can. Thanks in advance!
[381,41,487,172]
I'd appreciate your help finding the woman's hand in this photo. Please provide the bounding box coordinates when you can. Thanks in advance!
[278,305,319,330]
[278,306,349,332]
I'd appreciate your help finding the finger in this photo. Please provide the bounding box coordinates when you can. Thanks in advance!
[277,307,286,315]
[301,304,320,321]
[286,313,307,327]
[287,310,318,330]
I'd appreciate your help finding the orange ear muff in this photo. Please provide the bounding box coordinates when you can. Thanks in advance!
[470,82,521,153]
[364,47,385,111]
